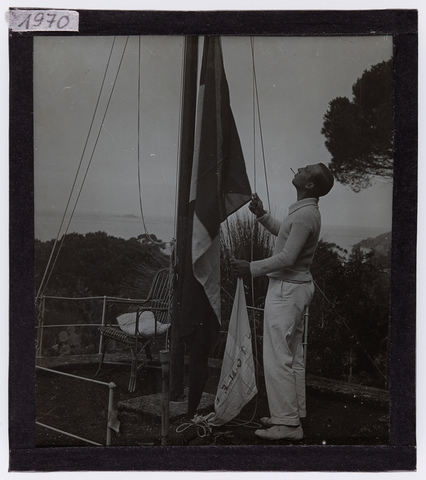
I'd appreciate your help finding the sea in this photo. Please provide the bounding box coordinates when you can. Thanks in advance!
[320,224,390,252]
[35,211,390,252]
[35,211,177,244]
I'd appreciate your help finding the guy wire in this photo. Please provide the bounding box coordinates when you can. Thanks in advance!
[137,37,168,247]
[39,37,131,300]
[36,36,122,301]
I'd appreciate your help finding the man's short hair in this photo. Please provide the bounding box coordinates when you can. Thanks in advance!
[313,163,334,197]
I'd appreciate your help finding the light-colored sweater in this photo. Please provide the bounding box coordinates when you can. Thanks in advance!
[250,197,321,283]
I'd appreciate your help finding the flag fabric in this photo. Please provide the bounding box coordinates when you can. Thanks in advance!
[190,35,252,323]
[204,278,257,426]
[181,36,252,417]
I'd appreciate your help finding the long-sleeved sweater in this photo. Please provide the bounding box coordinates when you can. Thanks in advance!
[249,197,321,283]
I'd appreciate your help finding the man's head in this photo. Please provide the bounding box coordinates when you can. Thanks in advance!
[292,163,334,198]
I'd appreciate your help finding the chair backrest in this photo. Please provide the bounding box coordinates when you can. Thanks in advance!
[147,268,172,324]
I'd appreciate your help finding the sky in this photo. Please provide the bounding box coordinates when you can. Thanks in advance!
[34,34,393,242]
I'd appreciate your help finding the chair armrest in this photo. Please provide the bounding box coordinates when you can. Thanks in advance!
[103,298,151,329]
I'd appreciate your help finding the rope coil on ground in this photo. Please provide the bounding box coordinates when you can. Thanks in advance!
[176,415,262,439]
[176,414,213,437]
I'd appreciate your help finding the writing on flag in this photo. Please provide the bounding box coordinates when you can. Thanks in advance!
[204,278,257,426]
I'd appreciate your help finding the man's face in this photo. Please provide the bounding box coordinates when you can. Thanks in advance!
[292,163,322,190]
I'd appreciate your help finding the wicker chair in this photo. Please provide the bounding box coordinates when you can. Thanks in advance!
[96,268,171,392]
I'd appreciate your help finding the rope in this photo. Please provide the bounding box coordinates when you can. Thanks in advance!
[38,37,131,301]
[38,35,181,301]
[164,241,176,348]
[250,37,257,192]
[176,415,262,439]
[237,36,271,424]
[227,418,261,429]
[250,37,271,211]
[215,38,266,427]
[248,224,260,423]
[246,42,261,421]
[173,41,186,243]
[176,414,213,437]
[36,37,119,301]
[313,280,388,384]
[136,37,170,247]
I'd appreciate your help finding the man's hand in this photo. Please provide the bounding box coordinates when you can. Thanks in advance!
[249,193,266,218]
[231,259,251,277]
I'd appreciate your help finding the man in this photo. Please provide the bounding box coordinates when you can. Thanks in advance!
[231,163,334,441]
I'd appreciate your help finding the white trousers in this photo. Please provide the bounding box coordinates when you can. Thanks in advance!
[263,278,315,426]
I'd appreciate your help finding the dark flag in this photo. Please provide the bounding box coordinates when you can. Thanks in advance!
[181,36,252,417]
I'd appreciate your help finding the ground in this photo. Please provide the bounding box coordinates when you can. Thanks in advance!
[35,355,389,447]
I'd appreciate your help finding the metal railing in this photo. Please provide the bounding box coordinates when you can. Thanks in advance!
[37,294,386,389]
[31,298,307,370]
[36,294,148,358]
[36,365,116,446]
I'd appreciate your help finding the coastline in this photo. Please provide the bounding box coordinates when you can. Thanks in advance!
[35,210,390,252]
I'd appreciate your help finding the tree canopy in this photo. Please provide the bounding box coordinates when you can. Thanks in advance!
[35,231,169,298]
[321,59,393,191]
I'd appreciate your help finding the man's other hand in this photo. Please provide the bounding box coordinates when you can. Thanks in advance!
[231,259,251,277]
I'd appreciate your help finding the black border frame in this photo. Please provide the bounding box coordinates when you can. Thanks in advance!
[9,9,418,472]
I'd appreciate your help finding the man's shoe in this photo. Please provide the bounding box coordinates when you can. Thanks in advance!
[255,425,303,441]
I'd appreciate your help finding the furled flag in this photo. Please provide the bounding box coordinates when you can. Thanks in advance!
[181,36,252,417]
[204,277,257,426]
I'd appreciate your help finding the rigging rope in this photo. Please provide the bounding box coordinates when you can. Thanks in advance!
[313,280,388,384]
[38,37,131,301]
[173,41,186,248]
[136,37,172,248]
[38,35,183,302]
[246,36,262,425]
[36,37,127,301]
[214,37,269,430]
[250,37,271,212]
[251,37,257,194]
[218,36,272,429]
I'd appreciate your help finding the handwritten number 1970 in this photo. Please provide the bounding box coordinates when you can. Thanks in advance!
[18,12,70,29]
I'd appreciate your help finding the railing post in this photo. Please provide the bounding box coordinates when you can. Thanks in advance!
[106,382,116,446]
[36,296,46,358]
[99,296,107,355]
[160,349,170,446]
[303,307,309,367]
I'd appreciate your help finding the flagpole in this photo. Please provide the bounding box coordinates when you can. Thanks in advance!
[170,36,199,401]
